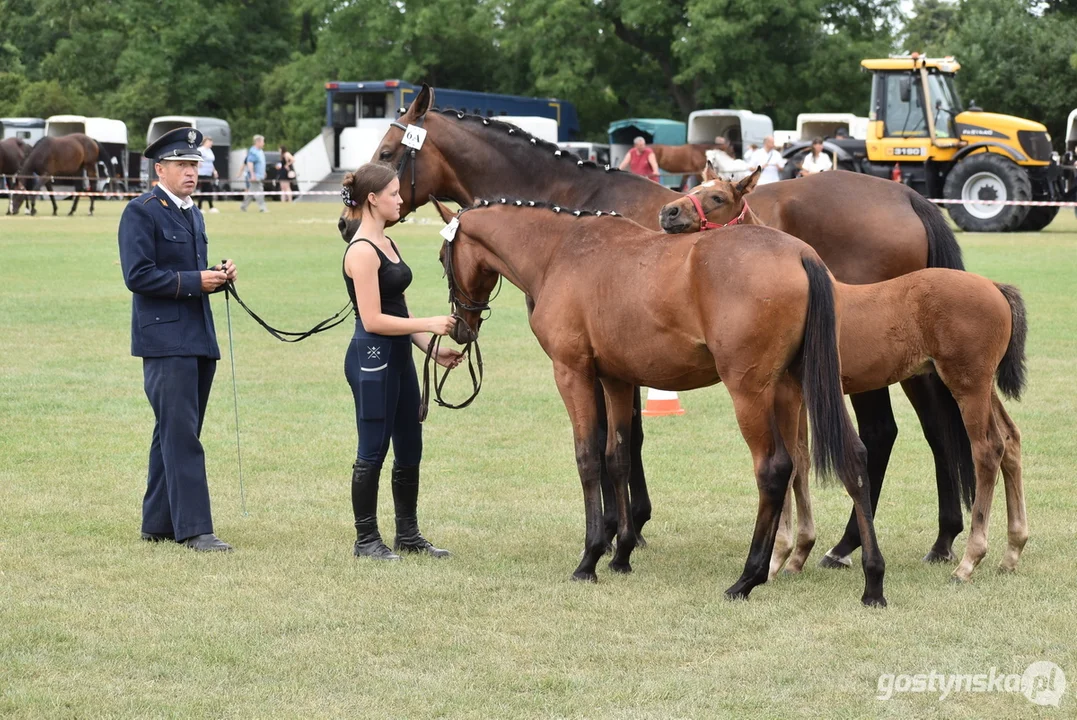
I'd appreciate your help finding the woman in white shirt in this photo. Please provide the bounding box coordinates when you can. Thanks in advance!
[196,137,219,213]
[799,137,833,176]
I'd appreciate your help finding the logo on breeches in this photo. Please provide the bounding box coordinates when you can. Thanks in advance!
[366,346,381,360]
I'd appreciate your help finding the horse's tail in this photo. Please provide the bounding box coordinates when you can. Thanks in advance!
[799,255,864,485]
[910,191,965,270]
[910,189,976,507]
[995,283,1028,401]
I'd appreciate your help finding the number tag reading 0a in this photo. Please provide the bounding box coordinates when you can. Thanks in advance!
[402,124,427,150]
[439,217,460,242]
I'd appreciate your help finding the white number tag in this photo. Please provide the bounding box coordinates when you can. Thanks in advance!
[402,124,427,150]
[439,217,460,242]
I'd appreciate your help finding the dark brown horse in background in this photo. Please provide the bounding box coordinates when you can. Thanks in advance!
[431,197,884,606]
[663,169,1029,582]
[651,143,720,188]
[1,137,31,215]
[362,84,973,569]
[11,134,109,217]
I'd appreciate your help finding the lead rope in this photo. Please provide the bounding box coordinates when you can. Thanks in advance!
[222,273,248,516]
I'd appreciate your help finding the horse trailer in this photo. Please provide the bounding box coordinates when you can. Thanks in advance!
[687,109,773,161]
[44,115,128,188]
[608,118,687,188]
[1,117,46,146]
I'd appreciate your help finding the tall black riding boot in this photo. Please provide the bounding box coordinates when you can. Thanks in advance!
[351,460,400,560]
[391,464,451,558]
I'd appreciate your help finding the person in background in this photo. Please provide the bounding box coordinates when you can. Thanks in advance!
[196,136,218,213]
[711,136,735,161]
[799,137,833,176]
[276,145,296,203]
[618,136,660,182]
[118,127,237,552]
[746,136,786,184]
[240,134,268,213]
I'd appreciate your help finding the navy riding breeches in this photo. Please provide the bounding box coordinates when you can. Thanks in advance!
[344,324,423,466]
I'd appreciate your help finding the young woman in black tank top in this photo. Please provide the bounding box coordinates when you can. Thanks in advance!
[340,162,462,561]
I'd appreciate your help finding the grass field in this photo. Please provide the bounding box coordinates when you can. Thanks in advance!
[2,200,1075,718]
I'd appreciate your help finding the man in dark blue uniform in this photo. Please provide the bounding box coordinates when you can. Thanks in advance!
[119,127,237,551]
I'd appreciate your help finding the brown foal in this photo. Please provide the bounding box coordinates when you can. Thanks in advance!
[431,196,886,607]
[661,168,1029,583]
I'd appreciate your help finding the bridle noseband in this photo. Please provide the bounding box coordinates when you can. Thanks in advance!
[687,192,750,231]
[418,213,501,422]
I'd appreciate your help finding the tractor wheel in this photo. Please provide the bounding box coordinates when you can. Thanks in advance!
[1016,205,1060,231]
[943,153,1031,232]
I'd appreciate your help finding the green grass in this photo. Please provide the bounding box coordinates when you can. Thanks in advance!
[1,201,1075,718]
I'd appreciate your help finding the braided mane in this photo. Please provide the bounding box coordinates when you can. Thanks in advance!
[463,196,624,218]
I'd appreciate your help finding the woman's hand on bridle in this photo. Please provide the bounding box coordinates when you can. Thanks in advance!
[435,346,465,369]
[426,315,457,335]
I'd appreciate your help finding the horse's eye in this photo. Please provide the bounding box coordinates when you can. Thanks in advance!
[713,196,724,204]
[379,150,393,161]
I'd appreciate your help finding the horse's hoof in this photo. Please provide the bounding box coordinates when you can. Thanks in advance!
[819,551,852,570]
[571,571,598,583]
[949,574,969,585]
[861,595,888,608]
[997,564,1017,574]
[608,560,632,574]
[724,587,750,602]
[781,567,803,577]
[923,549,956,564]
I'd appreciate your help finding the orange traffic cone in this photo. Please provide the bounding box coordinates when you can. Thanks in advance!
[641,388,685,417]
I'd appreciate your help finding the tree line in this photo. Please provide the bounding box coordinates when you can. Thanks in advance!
[1,0,1074,152]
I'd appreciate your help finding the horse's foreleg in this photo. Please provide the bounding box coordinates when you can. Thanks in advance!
[69,178,81,216]
[594,377,616,553]
[47,180,56,216]
[553,362,605,583]
[725,379,794,601]
[992,394,1028,572]
[601,378,638,574]
[951,389,1005,583]
[824,387,896,567]
[785,403,816,574]
[87,168,97,216]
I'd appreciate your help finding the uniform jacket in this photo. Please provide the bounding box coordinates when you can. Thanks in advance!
[118,185,221,359]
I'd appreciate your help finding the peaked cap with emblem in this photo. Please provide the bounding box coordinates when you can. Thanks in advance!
[144,127,204,162]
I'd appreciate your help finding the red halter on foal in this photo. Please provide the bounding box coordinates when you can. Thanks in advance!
[687,192,751,231]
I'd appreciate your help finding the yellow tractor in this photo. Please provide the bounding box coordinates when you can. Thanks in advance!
[781,55,1069,232]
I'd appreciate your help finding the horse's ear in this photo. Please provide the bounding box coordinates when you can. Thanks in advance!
[702,161,719,182]
[735,167,761,198]
[430,196,455,223]
[411,83,434,119]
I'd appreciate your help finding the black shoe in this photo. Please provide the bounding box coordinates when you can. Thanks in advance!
[351,460,401,561]
[182,533,233,552]
[392,464,451,558]
[141,531,174,543]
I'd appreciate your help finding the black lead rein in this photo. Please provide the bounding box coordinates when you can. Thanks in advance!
[222,282,352,343]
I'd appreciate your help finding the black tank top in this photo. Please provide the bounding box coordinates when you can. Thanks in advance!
[343,238,412,319]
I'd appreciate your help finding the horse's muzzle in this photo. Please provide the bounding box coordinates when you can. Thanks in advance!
[451,319,478,345]
[659,205,691,234]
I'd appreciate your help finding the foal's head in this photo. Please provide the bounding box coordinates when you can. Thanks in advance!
[658,164,760,234]
[432,197,499,345]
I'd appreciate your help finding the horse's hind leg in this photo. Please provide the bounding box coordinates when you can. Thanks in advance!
[823,388,896,567]
[769,483,795,580]
[951,388,1005,583]
[47,181,57,216]
[595,377,617,553]
[725,376,796,600]
[87,168,97,216]
[628,386,650,545]
[552,361,607,582]
[601,377,639,573]
[69,179,81,216]
[993,393,1028,572]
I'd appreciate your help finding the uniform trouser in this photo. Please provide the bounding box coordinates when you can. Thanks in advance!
[141,356,216,541]
[344,329,422,466]
[240,180,267,211]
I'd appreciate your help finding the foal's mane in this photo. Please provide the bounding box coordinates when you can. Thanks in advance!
[428,107,660,189]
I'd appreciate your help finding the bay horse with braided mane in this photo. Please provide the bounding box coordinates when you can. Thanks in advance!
[1,137,31,214]
[357,84,972,568]
[10,133,109,217]
[661,168,1028,582]
[430,196,884,606]
[650,143,721,188]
